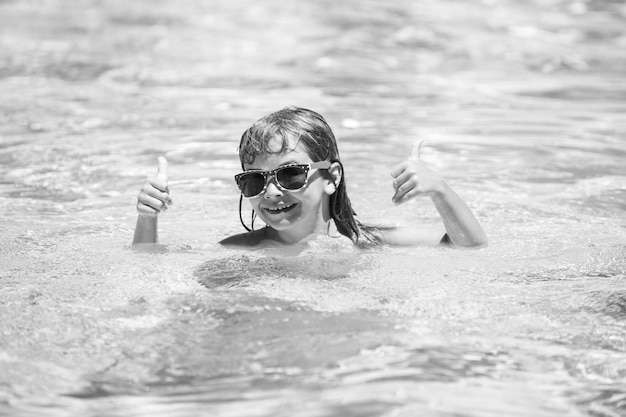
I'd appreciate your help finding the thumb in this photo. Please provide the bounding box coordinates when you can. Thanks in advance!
[408,140,424,161]
[156,156,168,182]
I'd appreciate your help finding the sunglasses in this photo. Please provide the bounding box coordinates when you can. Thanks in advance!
[235,161,331,198]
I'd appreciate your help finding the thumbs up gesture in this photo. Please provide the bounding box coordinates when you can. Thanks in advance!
[390,141,446,205]
[136,156,173,216]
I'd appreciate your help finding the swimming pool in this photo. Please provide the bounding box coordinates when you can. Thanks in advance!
[0,0,624,416]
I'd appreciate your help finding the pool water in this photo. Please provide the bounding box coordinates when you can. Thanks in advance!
[0,0,625,416]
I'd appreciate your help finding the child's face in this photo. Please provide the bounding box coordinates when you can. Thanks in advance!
[242,140,332,243]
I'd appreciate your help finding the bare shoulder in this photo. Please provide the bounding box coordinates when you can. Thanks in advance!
[219,229,269,247]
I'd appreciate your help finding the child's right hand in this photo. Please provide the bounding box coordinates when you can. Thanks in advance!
[136,156,173,217]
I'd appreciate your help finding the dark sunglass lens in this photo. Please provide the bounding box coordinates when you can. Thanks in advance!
[238,173,265,197]
[276,166,308,189]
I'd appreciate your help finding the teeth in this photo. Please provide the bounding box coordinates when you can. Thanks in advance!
[267,203,295,212]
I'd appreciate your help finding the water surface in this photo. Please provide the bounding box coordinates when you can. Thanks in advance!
[0,0,625,416]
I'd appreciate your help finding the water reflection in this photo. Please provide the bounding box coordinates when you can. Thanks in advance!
[194,252,361,288]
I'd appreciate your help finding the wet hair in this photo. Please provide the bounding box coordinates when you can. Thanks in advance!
[237,106,381,248]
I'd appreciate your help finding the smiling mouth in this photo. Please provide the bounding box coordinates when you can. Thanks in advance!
[264,203,296,214]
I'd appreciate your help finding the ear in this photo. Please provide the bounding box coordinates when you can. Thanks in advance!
[324,161,343,195]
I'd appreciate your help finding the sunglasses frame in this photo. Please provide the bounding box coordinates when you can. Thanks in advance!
[235,161,332,198]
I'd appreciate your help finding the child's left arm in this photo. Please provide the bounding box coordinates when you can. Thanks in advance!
[386,142,488,248]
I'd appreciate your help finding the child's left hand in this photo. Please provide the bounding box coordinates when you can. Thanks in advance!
[390,141,447,205]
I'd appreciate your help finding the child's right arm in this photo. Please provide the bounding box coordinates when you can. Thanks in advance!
[132,157,172,245]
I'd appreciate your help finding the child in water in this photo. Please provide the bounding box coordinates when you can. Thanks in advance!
[133,106,487,248]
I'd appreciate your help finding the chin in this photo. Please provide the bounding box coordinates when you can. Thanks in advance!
[262,218,298,231]
[257,207,299,229]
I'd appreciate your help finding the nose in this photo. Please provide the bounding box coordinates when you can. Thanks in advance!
[263,179,283,199]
